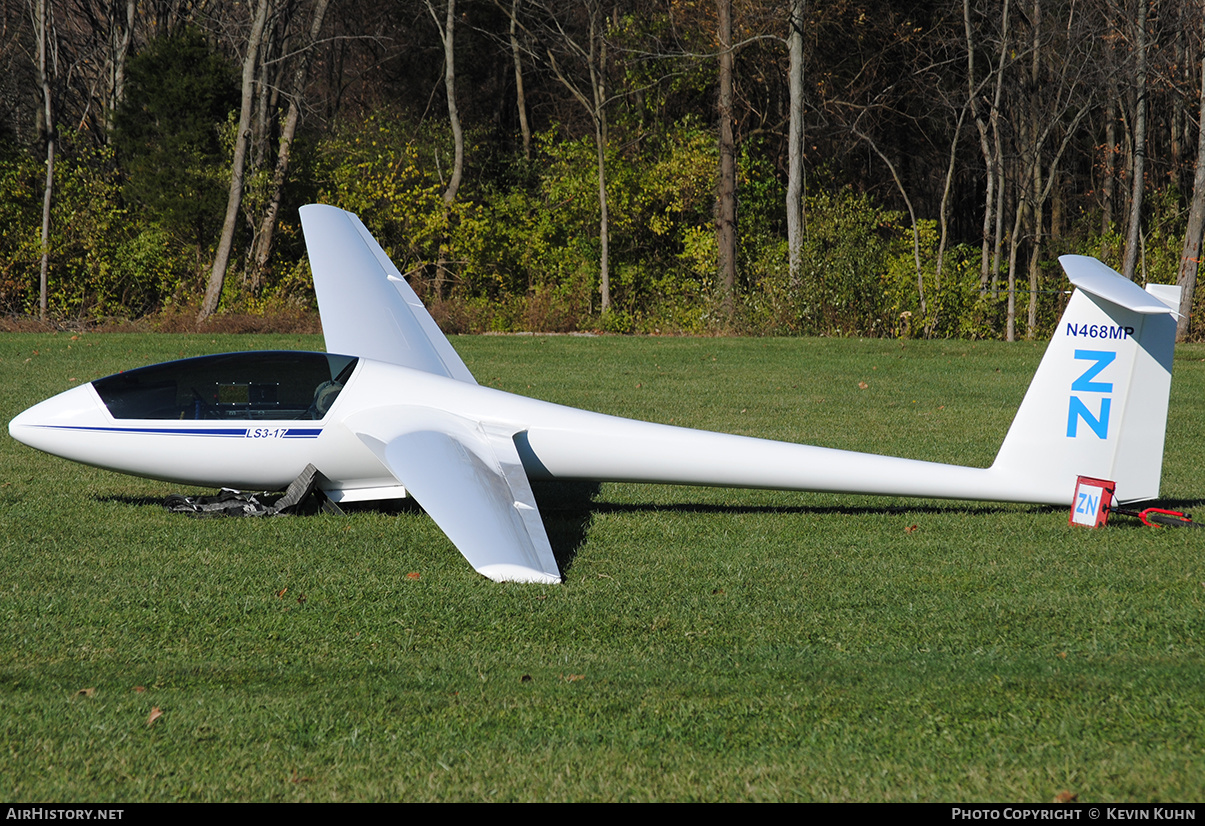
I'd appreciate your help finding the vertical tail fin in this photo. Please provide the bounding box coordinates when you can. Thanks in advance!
[990,256,1179,504]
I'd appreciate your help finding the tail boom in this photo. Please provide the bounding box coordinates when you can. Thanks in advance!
[522,255,1178,508]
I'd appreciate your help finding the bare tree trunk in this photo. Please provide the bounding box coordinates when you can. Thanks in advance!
[32,0,56,320]
[989,0,1011,298]
[1024,0,1042,340]
[1102,92,1116,238]
[1172,24,1187,202]
[1050,168,1062,239]
[965,0,1009,296]
[199,0,271,322]
[593,118,611,312]
[428,0,463,204]
[248,0,331,292]
[786,0,804,287]
[1122,0,1148,280]
[1026,198,1043,338]
[427,0,464,298]
[105,0,135,136]
[1006,197,1024,342]
[716,0,736,321]
[38,125,53,321]
[243,1,285,268]
[1006,0,1039,341]
[592,9,610,313]
[936,104,968,299]
[991,123,1006,297]
[251,6,278,171]
[509,0,531,160]
[1176,3,1205,341]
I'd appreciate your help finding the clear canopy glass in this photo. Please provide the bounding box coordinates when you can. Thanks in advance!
[93,352,358,420]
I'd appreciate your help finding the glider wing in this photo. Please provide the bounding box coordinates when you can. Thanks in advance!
[345,405,562,584]
[299,204,477,384]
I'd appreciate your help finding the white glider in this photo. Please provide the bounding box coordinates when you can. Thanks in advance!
[9,205,1181,583]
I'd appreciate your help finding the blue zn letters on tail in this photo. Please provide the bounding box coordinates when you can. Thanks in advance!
[1067,349,1116,439]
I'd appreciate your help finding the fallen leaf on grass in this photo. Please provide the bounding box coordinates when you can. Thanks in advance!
[276,587,288,598]
[905,524,919,533]
[406,572,421,580]
[858,381,869,390]
[77,687,95,698]
[147,707,163,726]
[1053,790,1077,803]
[132,686,145,693]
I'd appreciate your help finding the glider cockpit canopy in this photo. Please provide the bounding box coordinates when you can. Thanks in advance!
[92,351,358,421]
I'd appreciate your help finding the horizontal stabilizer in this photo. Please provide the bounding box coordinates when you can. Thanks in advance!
[1059,255,1179,315]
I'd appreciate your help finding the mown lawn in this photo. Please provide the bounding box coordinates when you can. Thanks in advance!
[1,332,1203,801]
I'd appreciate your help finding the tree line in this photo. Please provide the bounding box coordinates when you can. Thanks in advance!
[3,0,1205,340]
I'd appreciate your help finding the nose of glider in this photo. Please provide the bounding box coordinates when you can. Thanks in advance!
[9,382,111,458]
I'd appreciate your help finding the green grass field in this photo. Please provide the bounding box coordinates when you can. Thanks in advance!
[2,332,1203,802]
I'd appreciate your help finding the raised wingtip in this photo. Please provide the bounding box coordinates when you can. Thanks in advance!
[299,204,478,382]
[298,203,345,225]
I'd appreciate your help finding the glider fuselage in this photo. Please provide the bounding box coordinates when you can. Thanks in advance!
[12,352,1055,507]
